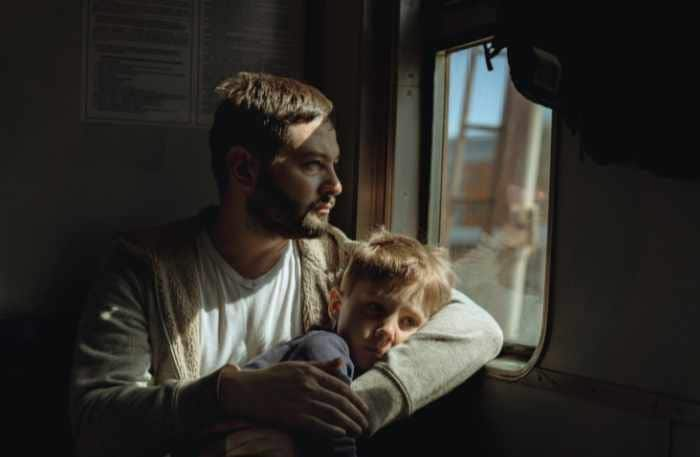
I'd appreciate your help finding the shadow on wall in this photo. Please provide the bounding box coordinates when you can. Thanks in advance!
[358,373,489,456]
[498,3,699,182]
[2,229,118,456]
[2,317,79,456]
[45,230,113,313]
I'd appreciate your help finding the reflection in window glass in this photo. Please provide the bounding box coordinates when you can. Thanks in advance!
[441,45,552,348]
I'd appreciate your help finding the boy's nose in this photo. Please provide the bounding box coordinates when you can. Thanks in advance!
[374,326,396,352]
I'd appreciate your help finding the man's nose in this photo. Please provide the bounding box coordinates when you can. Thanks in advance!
[321,167,342,196]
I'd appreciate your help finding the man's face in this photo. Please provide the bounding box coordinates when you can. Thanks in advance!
[332,280,427,373]
[247,118,342,239]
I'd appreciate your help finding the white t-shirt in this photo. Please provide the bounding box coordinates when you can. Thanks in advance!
[196,230,303,375]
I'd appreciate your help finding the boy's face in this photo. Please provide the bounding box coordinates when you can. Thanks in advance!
[330,280,428,372]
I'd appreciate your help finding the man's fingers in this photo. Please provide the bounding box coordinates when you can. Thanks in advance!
[309,387,368,434]
[221,360,370,438]
[299,413,347,438]
[311,357,343,374]
[306,398,365,437]
[311,366,370,417]
[305,363,370,432]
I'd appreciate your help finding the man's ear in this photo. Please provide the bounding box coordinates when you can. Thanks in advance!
[328,287,343,325]
[226,146,259,194]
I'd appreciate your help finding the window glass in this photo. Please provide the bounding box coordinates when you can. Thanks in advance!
[438,44,552,348]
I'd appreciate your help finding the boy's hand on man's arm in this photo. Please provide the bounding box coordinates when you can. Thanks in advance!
[217,359,369,438]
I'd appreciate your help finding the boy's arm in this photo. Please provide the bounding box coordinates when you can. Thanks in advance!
[350,289,503,434]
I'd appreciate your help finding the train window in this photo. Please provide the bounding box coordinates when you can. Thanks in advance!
[429,41,553,374]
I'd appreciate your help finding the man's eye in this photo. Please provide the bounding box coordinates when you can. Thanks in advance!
[303,161,323,171]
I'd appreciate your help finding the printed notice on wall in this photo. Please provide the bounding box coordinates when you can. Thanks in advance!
[82,0,306,126]
[83,0,196,124]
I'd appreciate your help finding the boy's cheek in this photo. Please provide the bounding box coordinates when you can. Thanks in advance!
[398,328,418,344]
[350,347,375,372]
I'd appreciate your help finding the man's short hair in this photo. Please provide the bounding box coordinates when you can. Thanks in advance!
[209,72,334,195]
[339,229,456,317]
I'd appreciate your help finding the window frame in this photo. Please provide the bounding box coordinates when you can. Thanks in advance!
[425,35,557,381]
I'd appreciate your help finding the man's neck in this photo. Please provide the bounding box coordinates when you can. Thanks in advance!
[211,204,291,279]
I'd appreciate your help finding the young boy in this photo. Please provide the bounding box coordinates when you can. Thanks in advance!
[199,229,455,456]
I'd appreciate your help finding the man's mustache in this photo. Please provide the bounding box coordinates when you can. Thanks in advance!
[315,194,335,209]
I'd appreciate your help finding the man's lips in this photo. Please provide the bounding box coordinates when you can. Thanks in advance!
[314,199,335,214]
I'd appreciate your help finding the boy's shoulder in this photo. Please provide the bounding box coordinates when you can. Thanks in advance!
[299,329,349,351]
[292,330,352,362]
[294,330,354,381]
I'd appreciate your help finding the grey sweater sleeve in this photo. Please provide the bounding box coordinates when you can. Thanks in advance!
[70,250,173,457]
[69,245,221,457]
[350,289,503,434]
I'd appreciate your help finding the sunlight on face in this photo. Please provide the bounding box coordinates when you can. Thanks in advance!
[247,118,342,239]
[334,280,427,372]
[285,116,325,149]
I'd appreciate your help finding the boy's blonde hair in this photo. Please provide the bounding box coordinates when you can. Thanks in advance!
[339,229,455,317]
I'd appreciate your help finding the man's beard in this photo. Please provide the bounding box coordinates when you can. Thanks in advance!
[247,174,334,239]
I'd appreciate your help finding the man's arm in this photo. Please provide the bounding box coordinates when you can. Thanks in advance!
[350,289,503,434]
[70,242,368,457]
[69,244,197,457]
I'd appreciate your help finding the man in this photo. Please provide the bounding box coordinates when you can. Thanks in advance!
[69,72,503,457]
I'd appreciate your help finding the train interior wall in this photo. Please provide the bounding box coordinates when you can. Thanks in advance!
[2,2,700,456]
[2,1,365,454]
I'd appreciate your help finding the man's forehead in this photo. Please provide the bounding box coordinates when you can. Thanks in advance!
[286,118,339,158]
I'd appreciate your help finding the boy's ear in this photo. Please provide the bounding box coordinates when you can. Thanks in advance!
[226,146,260,194]
[328,287,343,323]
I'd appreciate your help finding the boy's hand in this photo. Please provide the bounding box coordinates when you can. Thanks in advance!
[217,359,369,438]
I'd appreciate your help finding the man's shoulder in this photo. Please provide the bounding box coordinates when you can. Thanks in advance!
[116,206,215,256]
[324,225,352,248]
[297,225,357,271]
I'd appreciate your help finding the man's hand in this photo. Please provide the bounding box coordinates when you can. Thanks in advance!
[218,358,369,438]
[199,427,297,457]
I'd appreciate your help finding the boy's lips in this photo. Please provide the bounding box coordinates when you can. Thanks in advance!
[363,345,386,359]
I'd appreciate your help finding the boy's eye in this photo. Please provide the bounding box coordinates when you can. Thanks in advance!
[366,303,384,315]
[399,316,419,329]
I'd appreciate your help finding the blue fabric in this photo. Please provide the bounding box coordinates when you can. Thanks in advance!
[244,330,357,457]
